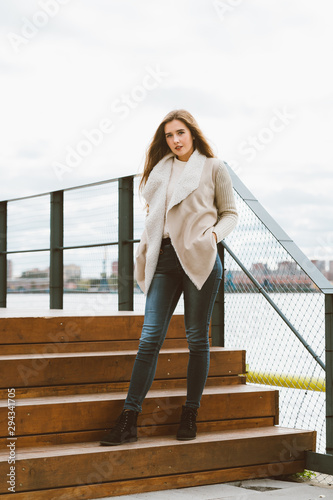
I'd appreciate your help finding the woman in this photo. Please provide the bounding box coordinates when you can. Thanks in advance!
[101,109,238,446]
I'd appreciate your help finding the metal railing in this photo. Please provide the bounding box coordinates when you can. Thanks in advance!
[1,166,332,479]
[221,164,333,478]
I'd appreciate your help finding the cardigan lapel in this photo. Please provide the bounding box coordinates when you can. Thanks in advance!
[142,152,174,204]
[167,149,206,212]
[141,153,173,293]
[143,149,206,208]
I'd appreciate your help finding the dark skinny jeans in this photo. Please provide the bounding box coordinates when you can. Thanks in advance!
[124,240,223,412]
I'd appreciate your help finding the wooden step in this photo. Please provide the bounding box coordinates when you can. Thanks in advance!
[0,461,307,500]
[0,313,203,354]
[0,313,186,344]
[0,385,278,448]
[0,338,189,355]
[0,347,245,389]
[0,427,316,498]
[0,375,246,400]
[0,416,275,451]
[0,374,246,400]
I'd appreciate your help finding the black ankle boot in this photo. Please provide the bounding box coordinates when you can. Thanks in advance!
[100,409,138,446]
[176,405,198,441]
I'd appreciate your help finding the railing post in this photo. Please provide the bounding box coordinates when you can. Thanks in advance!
[0,201,7,308]
[211,243,225,346]
[118,176,134,311]
[325,293,333,455]
[50,191,64,309]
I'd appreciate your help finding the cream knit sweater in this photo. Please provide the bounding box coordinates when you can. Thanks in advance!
[163,157,237,243]
[163,157,186,237]
[213,159,238,243]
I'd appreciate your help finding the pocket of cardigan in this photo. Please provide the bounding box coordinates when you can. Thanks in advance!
[205,226,217,249]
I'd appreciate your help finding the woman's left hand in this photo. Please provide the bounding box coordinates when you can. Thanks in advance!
[213,232,217,243]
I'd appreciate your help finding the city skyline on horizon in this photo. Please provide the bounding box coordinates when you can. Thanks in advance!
[7,256,333,285]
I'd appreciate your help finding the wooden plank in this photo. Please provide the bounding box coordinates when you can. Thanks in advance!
[0,428,316,493]
[0,337,191,354]
[0,315,186,344]
[0,375,245,400]
[0,417,275,450]
[0,459,305,500]
[0,348,245,388]
[0,385,278,437]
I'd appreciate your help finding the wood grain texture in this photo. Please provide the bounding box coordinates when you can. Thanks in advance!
[0,313,316,500]
[0,314,186,344]
[0,337,192,354]
[0,428,316,493]
[0,417,276,449]
[0,459,306,500]
[0,375,246,400]
[0,385,278,439]
[0,348,245,388]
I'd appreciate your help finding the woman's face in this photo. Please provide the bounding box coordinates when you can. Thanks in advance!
[164,119,194,162]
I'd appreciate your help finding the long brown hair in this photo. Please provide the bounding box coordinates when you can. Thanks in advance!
[139,109,215,192]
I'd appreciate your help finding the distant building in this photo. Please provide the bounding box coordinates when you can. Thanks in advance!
[328,261,333,281]
[225,258,313,291]
[64,264,81,281]
[21,267,49,278]
[63,264,81,290]
[251,263,270,274]
[6,266,49,291]
[277,261,298,274]
[310,260,333,282]
[311,260,326,273]
[7,260,13,279]
[112,261,118,276]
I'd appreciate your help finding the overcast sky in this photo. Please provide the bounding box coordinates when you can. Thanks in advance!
[1,0,332,263]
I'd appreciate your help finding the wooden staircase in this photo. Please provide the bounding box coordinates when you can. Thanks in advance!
[0,313,316,499]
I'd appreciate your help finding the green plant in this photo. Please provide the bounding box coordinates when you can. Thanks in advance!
[294,469,317,480]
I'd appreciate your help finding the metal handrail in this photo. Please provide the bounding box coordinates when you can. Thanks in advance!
[1,177,118,204]
[222,240,325,371]
[225,162,333,295]
[3,248,50,254]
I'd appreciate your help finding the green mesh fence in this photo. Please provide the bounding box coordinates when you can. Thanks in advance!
[223,182,332,486]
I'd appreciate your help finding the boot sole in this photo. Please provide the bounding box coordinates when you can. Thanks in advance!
[100,436,138,446]
[176,436,196,441]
